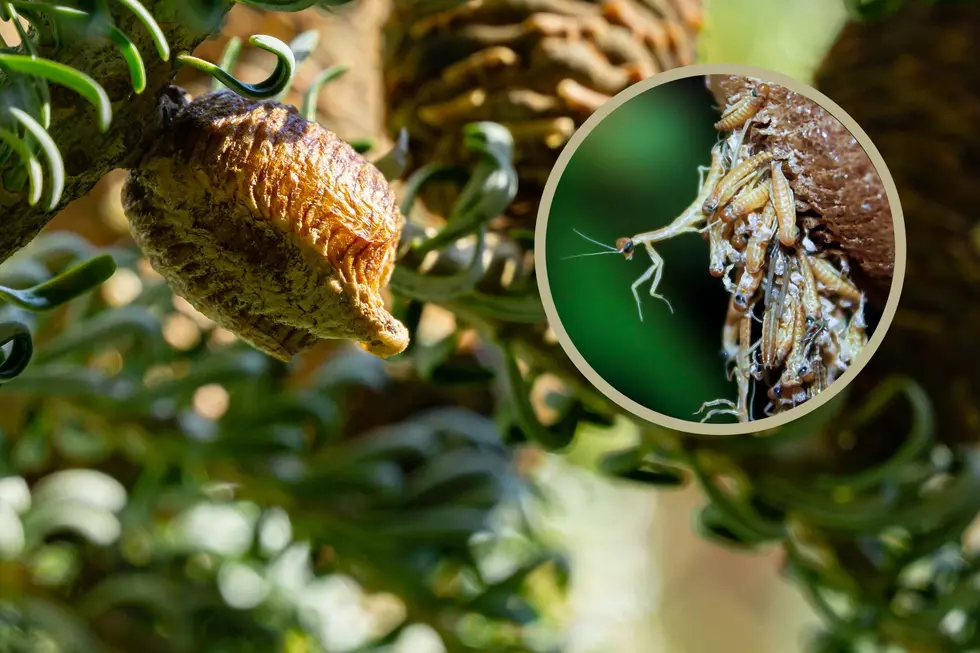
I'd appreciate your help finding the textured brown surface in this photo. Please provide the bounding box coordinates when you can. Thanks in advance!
[815,0,980,446]
[123,88,408,361]
[707,75,895,306]
[382,0,702,225]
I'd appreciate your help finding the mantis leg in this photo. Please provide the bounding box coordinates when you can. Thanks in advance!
[642,242,673,313]
[630,263,656,323]
[695,398,739,423]
[630,243,673,320]
[696,402,740,424]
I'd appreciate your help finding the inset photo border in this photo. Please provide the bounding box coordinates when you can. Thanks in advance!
[534,64,906,436]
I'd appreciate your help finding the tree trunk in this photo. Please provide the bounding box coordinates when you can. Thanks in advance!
[815,0,980,447]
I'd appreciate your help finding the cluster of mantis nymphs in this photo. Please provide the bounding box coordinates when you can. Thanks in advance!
[571,80,869,423]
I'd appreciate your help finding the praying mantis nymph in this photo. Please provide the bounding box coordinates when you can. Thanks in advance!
[722,180,770,223]
[707,214,737,277]
[838,295,868,367]
[721,294,742,378]
[807,254,863,303]
[745,202,776,274]
[795,316,827,384]
[696,308,755,423]
[564,142,726,321]
[703,150,775,216]
[778,288,810,394]
[714,84,770,131]
[564,130,777,325]
[770,159,799,247]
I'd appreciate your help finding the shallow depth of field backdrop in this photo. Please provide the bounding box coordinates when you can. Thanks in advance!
[0,0,885,652]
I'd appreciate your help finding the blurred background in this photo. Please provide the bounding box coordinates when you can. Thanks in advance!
[0,0,857,652]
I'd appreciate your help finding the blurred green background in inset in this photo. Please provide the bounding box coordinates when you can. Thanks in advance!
[544,77,736,423]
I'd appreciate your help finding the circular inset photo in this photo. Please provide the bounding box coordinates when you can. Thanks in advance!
[535,64,905,436]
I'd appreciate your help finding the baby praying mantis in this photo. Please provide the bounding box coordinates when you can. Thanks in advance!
[696,307,757,423]
[564,142,727,321]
